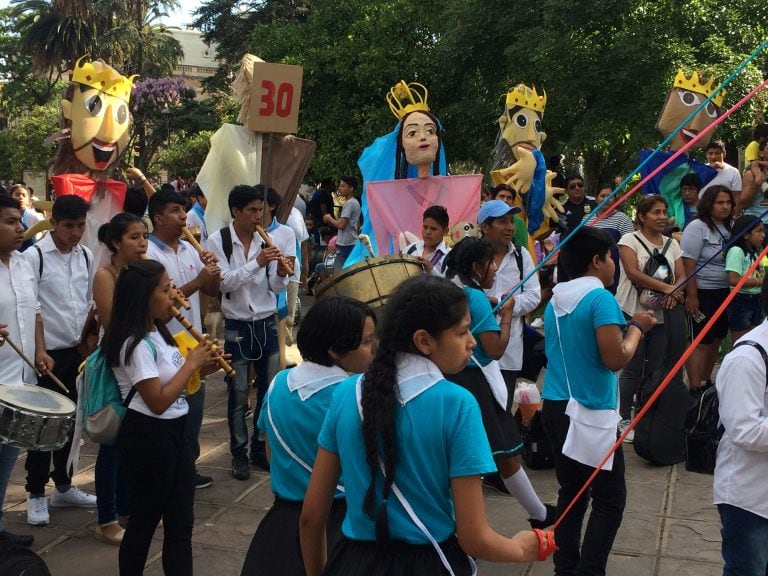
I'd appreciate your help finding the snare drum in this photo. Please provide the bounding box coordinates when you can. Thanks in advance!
[0,385,76,451]
[316,255,424,312]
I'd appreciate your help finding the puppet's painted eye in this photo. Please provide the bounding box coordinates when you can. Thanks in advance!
[705,102,718,118]
[677,90,700,107]
[115,103,128,124]
[84,94,104,116]
[513,112,528,128]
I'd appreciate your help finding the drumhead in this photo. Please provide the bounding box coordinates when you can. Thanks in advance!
[0,385,75,415]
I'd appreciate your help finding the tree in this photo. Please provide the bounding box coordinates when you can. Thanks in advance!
[0,102,59,179]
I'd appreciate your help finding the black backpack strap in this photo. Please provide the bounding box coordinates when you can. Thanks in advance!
[34,244,43,277]
[659,237,672,258]
[733,340,768,389]
[633,233,656,258]
[82,247,90,271]
[219,226,233,300]
[513,245,523,282]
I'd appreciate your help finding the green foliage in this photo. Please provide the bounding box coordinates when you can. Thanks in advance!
[155,130,214,176]
[0,102,59,179]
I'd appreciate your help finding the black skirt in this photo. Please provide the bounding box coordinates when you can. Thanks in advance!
[240,497,346,576]
[322,535,474,576]
[450,366,523,458]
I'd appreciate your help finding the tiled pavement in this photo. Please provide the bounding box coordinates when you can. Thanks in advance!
[2,350,724,575]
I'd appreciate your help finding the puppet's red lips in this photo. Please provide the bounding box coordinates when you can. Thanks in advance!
[680,129,698,143]
[92,140,116,168]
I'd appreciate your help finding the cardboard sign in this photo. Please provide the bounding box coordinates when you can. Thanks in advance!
[246,62,303,134]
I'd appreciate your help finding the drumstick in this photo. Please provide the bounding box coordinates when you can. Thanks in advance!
[181,226,224,280]
[0,335,70,394]
[255,225,294,276]
[170,306,235,377]
[357,234,375,258]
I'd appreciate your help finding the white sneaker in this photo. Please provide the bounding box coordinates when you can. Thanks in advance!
[27,495,50,525]
[50,486,97,508]
[618,419,635,443]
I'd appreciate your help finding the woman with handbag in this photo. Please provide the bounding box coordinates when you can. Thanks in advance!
[615,195,688,440]
[681,185,735,392]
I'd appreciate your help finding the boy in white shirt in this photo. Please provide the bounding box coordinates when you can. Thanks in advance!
[403,204,450,276]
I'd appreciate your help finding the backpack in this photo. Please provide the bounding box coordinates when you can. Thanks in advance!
[684,339,768,474]
[0,540,51,576]
[78,338,156,445]
[520,409,554,469]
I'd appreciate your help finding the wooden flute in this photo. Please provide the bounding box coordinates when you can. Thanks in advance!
[170,306,235,376]
[255,225,294,276]
[181,226,224,280]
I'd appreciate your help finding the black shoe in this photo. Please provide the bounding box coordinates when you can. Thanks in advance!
[529,503,558,530]
[232,457,250,481]
[249,449,270,471]
[481,473,509,495]
[194,473,213,489]
[0,529,34,547]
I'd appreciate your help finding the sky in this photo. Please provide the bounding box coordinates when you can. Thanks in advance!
[0,1,204,27]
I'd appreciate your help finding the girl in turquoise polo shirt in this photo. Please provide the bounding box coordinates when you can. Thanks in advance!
[300,275,550,576]
[725,215,765,342]
[241,297,377,576]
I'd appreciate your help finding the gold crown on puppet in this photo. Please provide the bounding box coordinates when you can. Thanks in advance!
[72,55,136,103]
[673,69,725,108]
[387,80,430,120]
[505,83,547,114]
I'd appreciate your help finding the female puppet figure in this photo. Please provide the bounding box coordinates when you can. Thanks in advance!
[300,275,553,576]
[240,297,377,576]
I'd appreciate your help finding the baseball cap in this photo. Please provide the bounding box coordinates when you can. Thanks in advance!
[477,199,521,224]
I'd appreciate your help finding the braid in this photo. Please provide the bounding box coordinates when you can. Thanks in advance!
[445,236,493,289]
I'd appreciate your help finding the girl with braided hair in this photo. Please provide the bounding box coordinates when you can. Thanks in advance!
[300,275,547,576]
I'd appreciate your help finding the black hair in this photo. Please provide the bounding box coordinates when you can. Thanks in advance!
[228,184,260,212]
[188,183,204,199]
[444,236,494,290]
[253,184,281,210]
[123,186,148,217]
[52,194,90,221]
[98,212,147,254]
[492,183,517,201]
[753,123,768,141]
[339,175,358,192]
[319,178,335,194]
[730,215,762,254]
[422,205,449,229]
[159,183,176,194]
[319,226,335,239]
[0,196,20,210]
[706,139,725,152]
[696,185,734,231]
[634,194,668,228]
[360,275,468,540]
[297,296,376,366]
[559,227,614,279]
[148,189,187,223]
[679,173,702,189]
[564,174,584,188]
[395,110,442,180]
[101,259,175,368]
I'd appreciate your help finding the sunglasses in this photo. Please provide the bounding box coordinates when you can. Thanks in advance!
[568,182,584,190]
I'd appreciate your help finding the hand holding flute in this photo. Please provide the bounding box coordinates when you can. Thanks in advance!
[255,225,294,276]
[182,227,224,280]
[170,306,235,377]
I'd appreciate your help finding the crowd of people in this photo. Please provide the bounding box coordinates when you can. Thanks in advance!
[0,131,766,576]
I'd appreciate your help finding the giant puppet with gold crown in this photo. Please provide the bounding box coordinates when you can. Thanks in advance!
[341,80,482,269]
[490,83,565,251]
[638,69,722,226]
[48,55,137,265]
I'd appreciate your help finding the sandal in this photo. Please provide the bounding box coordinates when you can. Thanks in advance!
[95,522,125,545]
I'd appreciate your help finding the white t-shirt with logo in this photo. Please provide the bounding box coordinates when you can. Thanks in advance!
[113,331,189,420]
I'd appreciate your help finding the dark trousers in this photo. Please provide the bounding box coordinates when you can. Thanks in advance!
[25,346,81,494]
[542,400,626,576]
[118,409,195,576]
[184,380,205,463]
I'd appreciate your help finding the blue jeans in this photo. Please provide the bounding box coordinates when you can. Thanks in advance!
[718,503,768,576]
[0,444,20,532]
[223,316,279,460]
[95,443,129,525]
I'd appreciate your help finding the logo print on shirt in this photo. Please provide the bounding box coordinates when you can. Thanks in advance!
[171,350,184,368]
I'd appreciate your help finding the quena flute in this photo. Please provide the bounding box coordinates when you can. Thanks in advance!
[0,334,70,393]
[170,306,235,376]
[181,226,224,280]
[255,225,294,276]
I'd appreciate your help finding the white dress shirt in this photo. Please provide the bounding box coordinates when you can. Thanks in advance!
[147,236,204,335]
[207,224,290,322]
[714,320,768,520]
[485,243,541,371]
[22,234,93,351]
[0,252,39,385]
[404,240,450,277]
[285,208,309,283]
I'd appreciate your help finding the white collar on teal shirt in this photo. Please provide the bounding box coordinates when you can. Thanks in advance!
[396,353,444,405]
[287,361,348,401]
[551,276,603,317]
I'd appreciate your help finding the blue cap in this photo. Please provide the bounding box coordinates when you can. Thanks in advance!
[477,199,521,224]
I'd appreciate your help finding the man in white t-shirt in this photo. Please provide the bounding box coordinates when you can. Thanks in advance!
[700,140,742,197]
[323,176,360,265]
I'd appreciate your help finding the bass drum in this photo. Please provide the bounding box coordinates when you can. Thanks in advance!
[316,255,424,313]
[0,384,75,451]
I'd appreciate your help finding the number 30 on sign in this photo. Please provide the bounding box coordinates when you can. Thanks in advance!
[246,62,304,134]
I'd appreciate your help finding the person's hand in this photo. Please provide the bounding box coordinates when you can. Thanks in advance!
[126,166,146,182]
[629,310,656,333]
[198,262,221,284]
[418,256,434,273]
[35,351,55,374]
[256,246,283,268]
[0,323,8,343]
[511,530,543,562]
[198,249,219,267]
[186,338,217,371]
[499,293,516,315]
[200,344,231,376]
[685,293,699,316]
[322,213,333,225]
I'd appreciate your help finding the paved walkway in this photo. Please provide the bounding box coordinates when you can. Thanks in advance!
[2,351,724,575]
